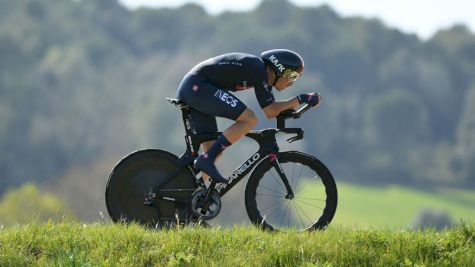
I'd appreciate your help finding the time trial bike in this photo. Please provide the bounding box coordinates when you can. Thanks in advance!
[105,98,338,231]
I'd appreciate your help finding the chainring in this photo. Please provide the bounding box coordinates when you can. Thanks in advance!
[191,190,221,220]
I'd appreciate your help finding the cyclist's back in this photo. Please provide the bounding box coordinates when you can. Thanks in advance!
[190,53,267,90]
[181,53,275,110]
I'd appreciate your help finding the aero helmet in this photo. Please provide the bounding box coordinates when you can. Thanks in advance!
[261,49,304,82]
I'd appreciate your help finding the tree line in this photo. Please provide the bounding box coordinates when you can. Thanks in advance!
[1,0,475,203]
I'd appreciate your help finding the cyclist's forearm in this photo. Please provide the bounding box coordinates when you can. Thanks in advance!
[262,97,300,118]
[279,96,301,110]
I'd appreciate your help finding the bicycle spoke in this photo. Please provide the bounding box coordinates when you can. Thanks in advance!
[256,193,285,198]
[294,198,325,210]
[295,163,304,187]
[294,196,326,202]
[293,165,310,196]
[285,162,298,193]
[287,201,293,228]
[292,163,305,193]
[294,174,321,195]
[291,200,308,229]
[257,184,285,196]
[264,197,321,230]
[293,199,315,224]
[280,201,291,227]
[262,199,288,219]
[291,163,296,189]
[287,201,292,228]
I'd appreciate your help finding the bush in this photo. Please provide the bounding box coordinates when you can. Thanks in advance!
[411,208,453,230]
[0,183,74,226]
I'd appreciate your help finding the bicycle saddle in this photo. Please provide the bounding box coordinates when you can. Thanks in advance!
[166,98,189,108]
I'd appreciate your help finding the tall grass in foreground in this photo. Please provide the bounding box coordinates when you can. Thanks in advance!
[0,221,474,266]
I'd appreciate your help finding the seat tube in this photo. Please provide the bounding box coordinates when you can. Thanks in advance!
[181,107,195,136]
[180,108,195,152]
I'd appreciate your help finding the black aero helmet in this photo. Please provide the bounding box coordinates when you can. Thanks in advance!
[261,49,304,81]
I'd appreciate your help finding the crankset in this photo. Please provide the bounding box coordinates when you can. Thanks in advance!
[191,189,221,220]
[143,187,194,207]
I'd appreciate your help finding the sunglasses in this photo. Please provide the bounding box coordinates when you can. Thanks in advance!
[282,69,301,82]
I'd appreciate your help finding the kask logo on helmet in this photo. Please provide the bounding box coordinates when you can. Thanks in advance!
[268,55,286,72]
[214,89,238,107]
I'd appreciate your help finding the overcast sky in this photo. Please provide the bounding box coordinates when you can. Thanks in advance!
[118,0,475,39]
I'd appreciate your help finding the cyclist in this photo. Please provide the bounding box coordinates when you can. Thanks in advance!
[176,49,320,184]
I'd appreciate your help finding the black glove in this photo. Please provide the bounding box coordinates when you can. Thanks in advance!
[297,93,320,106]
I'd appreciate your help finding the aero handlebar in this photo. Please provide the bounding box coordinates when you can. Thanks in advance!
[276,104,312,129]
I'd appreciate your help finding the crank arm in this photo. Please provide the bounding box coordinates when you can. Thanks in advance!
[144,193,190,206]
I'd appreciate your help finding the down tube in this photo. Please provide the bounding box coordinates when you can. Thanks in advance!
[215,148,268,196]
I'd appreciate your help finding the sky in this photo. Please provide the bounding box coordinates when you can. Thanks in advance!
[118,0,475,40]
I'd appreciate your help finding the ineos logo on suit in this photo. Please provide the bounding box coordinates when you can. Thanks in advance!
[214,89,238,107]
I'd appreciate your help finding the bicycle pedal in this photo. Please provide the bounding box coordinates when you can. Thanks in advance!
[143,198,156,206]
[144,192,157,206]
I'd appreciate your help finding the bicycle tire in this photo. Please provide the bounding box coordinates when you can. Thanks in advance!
[245,151,337,231]
[105,149,197,227]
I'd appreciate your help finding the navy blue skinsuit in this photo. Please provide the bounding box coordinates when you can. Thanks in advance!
[177,53,275,134]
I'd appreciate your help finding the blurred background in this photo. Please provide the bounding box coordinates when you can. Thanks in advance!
[0,0,474,229]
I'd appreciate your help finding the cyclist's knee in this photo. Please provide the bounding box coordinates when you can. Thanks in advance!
[238,109,258,127]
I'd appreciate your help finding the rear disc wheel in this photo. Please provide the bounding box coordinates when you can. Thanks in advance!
[105,149,197,227]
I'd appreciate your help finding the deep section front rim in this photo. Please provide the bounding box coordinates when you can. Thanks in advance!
[245,151,337,231]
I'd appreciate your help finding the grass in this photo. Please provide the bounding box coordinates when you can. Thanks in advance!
[1,182,474,265]
[0,220,474,266]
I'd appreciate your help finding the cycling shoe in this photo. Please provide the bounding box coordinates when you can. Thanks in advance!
[194,154,229,184]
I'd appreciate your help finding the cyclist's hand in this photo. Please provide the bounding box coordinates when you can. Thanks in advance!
[297,93,321,107]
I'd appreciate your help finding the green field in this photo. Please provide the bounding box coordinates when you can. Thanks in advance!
[0,221,473,266]
[332,182,475,228]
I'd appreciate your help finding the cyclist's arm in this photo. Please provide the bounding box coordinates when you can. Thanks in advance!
[252,65,301,119]
[262,97,300,119]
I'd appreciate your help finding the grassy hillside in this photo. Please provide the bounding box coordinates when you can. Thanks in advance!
[0,221,474,266]
[332,182,475,228]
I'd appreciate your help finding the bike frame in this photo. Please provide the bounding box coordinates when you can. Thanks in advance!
[153,99,305,201]
[144,98,310,205]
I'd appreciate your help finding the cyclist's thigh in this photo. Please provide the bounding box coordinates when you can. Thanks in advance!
[177,75,247,120]
[189,109,218,134]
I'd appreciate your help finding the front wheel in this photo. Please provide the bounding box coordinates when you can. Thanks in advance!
[245,151,337,231]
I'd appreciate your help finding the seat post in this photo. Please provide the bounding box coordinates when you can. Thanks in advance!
[166,98,195,136]
[166,98,202,155]
[181,107,195,136]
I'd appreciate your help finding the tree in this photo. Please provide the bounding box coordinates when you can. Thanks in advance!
[454,85,475,184]
[363,88,431,148]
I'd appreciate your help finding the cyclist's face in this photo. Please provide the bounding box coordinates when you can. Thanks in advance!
[274,76,294,91]
[266,66,297,91]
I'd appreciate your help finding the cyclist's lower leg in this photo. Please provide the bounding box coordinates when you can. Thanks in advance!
[200,140,222,183]
[195,109,257,183]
